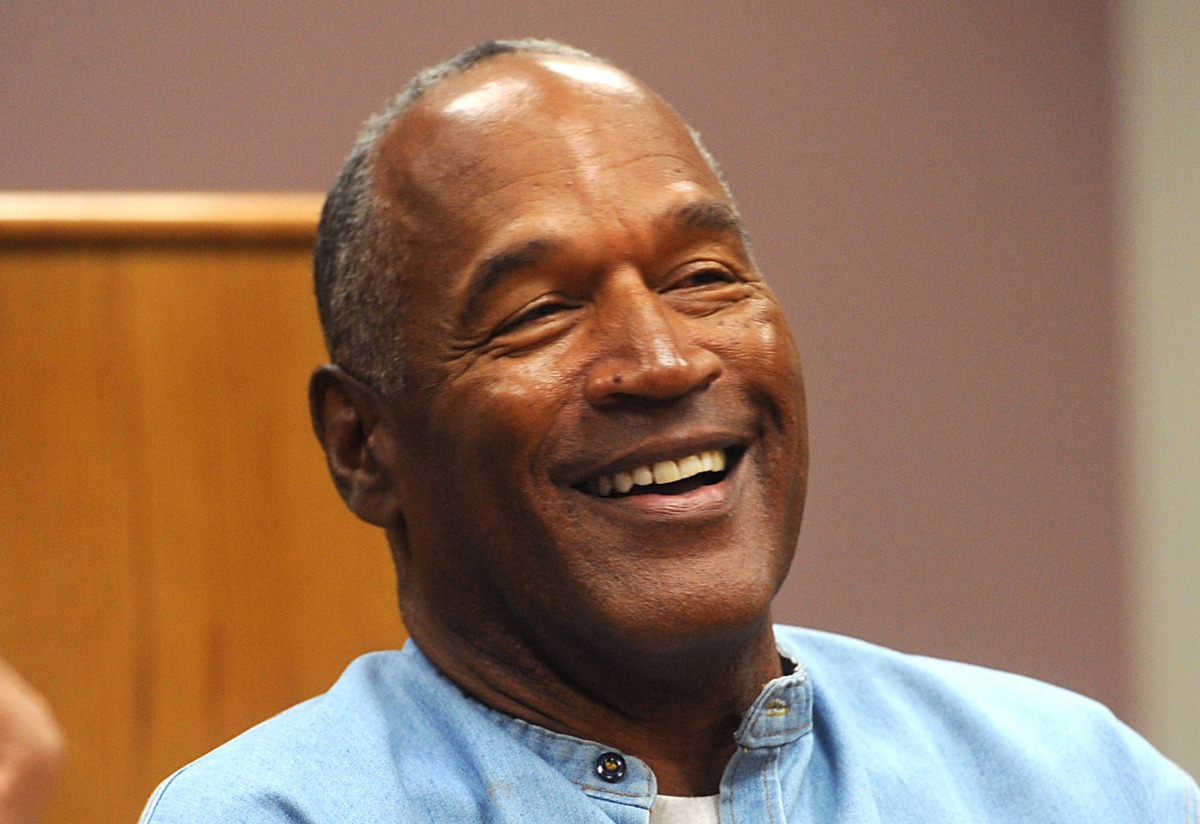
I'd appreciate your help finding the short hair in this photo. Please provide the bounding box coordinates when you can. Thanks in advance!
[313,39,733,395]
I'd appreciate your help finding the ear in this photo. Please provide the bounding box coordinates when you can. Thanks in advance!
[308,365,404,527]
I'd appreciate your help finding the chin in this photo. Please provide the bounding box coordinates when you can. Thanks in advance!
[588,565,782,660]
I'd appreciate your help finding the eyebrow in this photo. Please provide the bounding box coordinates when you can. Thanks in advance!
[463,238,559,324]
[666,199,755,265]
[669,199,746,236]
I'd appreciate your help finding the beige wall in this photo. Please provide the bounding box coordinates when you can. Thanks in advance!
[1115,0,1200,775]
[5,0,1174,756]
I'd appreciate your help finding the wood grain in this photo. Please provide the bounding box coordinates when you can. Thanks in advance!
[0,194,405,823]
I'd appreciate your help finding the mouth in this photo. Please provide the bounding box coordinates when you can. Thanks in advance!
[573,446,744,498]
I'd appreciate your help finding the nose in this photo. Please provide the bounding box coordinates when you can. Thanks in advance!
[583,279,723,407]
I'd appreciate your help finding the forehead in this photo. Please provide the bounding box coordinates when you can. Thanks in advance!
[375,54,729,243]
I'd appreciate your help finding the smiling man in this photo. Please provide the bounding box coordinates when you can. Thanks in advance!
[140,40,1197,823]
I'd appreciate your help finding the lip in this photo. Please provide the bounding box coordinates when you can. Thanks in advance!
[558,433,752,522]
[572,443,748,520]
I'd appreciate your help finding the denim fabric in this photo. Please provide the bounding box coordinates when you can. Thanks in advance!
[140,626,1199,822]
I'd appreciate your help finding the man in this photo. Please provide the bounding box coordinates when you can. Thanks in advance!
[141,40,1197,822]
[0,657,63,824]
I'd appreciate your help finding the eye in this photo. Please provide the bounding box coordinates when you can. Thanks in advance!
[685,267,736,286]
[493,297,576,337]
[666,264,739,291]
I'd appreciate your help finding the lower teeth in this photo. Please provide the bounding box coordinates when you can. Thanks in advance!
[600,471,723,498]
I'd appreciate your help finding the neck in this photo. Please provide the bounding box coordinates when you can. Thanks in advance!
[405,608,783,796]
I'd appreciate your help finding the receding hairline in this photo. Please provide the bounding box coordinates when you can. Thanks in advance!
[368,48,734,245]
[363,42,617,177]
[368,50,682,191]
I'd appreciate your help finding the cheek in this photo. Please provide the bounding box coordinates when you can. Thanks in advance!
[709,303,808,511]
[710,304,805,415]
[426,354,580,470]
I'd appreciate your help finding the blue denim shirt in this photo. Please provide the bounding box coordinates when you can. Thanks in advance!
[140,626,1198,822]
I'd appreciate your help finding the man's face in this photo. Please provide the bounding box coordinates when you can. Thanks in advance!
[374,55,807,669]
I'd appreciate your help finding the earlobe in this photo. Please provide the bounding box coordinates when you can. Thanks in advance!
[308,365,403,527]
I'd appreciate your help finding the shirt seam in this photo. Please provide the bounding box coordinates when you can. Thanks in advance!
[1186,765,1197,824]
[138,766,188,821]
[570,778,653,802]
[760,747,778,824]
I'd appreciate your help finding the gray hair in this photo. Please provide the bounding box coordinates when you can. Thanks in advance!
[313,39,732,395]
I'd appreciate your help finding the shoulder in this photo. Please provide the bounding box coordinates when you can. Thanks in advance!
[138,650,425,822]
[137,643,618,823]
[776,624,1127,737]
[776,623,1113,719]
[774,625,1199,819]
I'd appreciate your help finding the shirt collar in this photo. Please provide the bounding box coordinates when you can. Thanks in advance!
[408,635,813,806]
[734,646,813,749]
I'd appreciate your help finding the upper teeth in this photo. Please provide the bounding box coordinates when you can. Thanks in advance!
[591,449,727,497]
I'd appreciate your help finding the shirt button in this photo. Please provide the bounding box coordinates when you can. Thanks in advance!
[595,751,627,782]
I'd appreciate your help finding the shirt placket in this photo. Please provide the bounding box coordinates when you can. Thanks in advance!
[722,661,814,824]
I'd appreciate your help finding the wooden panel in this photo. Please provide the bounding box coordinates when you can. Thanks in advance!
[0,194,405,823]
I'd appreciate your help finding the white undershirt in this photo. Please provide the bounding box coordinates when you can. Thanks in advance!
[650,794,721,823]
